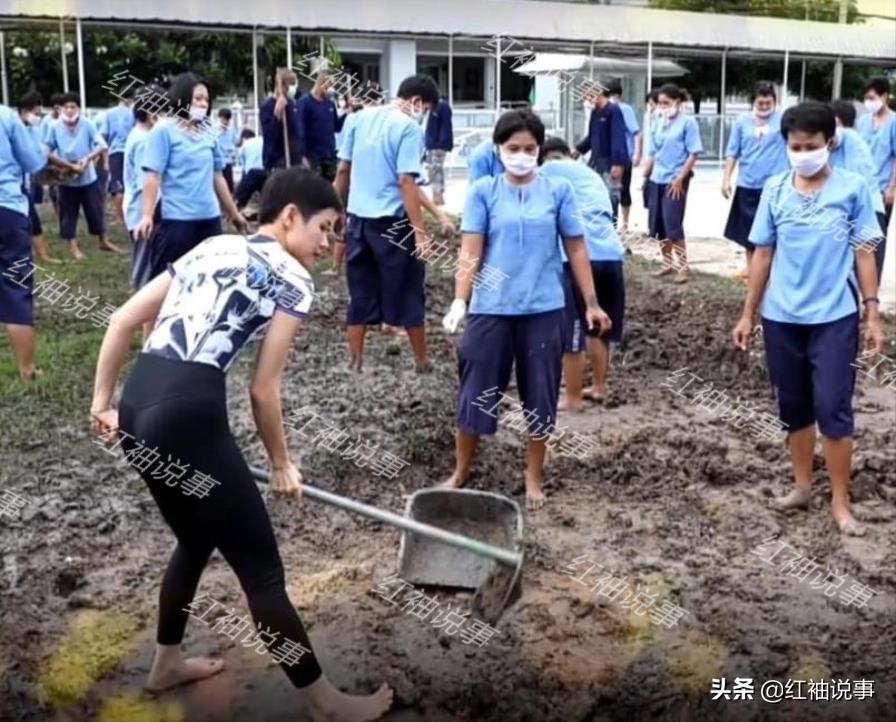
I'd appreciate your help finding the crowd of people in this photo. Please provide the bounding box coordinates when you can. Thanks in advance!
[1,62,894,720]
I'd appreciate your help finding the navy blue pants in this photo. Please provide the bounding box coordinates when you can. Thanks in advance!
[58,181,105,240]
[724,186,762,251]
[23,182,42,236]
[108,152,125,196]
[562,261,625,352]
[455,310,564,437]
[149,217,222,280]
[345,214,425,327]
[0,207,34,326]
[235,169,267,209]
[762,314,859,439]
[647,176,690,241]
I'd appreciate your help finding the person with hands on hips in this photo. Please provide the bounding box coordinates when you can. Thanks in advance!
[441,110,610,511]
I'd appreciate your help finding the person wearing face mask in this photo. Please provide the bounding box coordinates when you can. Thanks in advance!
[640,88,661,220]
[261,68,306,174]
[89,168,395,721]
[856,77,896,278]
[215,108,237,194]
[424,96,454,206]
[606,81,641,236]
[828,100,886,223]
[297,66,346,182]
[40,93,64,219]
[16,92,59,264]
[642,83,702,283]
[333,74,442,374]
[44,92,118,260]
[98,89,137,226]
[731,102,885,538]
[136,73,248,283]
[440,110,611,510]
[721,81,789,282]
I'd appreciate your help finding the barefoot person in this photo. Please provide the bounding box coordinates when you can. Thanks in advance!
[731,102,885,537]
[17,92,59,264]
[441,110,610,510]
[89,167,393,720]
[539,137,625,411]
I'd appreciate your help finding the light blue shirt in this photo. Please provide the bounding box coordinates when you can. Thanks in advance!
[461,173,584,315]
[338,106,424,218]
[0,105,47,217]
[238,136,264,171]
[217,123,237,165]
[647,114,703,184]
[539,159,623,262]
[468,139,504,183]
[830,128,885,214]
[143,120,224,221]
[39,113,56,144]
[616,101,640,160]
[337,112,359,159]
[856,111,896,191]
[100,104,136,155]
[750,167,882,325]
[44,116,106,187]
[725,110,789,189]
[123,125,154,231]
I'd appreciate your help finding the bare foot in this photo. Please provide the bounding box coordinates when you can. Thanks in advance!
[557,397,584,413]
[20,367,43,382]
[770,485,811,512]
[438,469,467,490]
[673,268,690,284]
[98,241,123,253]
[833,507,866,537]
[36,255,63,265]
[653,266,674,277]
[69,245,85,261]
[309,682,394,722]
[525,474,546,511]
[581,387,605,402]
[415,360,433,375]
[145,657,224,693]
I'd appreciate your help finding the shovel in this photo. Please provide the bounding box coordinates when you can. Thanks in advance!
[249,467,523,623]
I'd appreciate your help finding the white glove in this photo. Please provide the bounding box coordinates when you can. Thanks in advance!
[442,299,467,334]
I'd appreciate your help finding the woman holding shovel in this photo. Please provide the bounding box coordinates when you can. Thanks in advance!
[89,167,393,722]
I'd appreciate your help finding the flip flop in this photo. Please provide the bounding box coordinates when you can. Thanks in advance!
[581,389,604,402]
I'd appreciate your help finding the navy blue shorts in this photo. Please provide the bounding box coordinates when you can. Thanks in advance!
[762,314,859,439]
[345,214,425,328]
[131,206,162,289]
[562,261,625,352]
[30,179,44,205]
[647,176,690,241]
[455,310,564,437]
[24,184,42,236]
[95,163,109,198]
[642,180,652,211]
[149,217,223,281]
[0,207,34,326]
[58,181,105,239]
[724,186,762,250]
[108,152,125,196]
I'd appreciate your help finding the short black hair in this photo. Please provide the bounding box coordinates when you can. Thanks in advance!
[657,83,686,103]
[218,107,232,120]
[396,74,439,106]
[50,93,65,107]
[18,91,42,112]
[606,80,623,97]
[829,100,857,128]
[647,88,660,104]
[119,86,136,101]
[539,136,571,163]
[134,84,165,123]
[780,101,836,141]
[493,109,545,146]
[258,167,343,224]
[864,77,890,96]
[240,127,256,141]
[750,81,777,103]
[168,72,211,114]
[60,92,80,106]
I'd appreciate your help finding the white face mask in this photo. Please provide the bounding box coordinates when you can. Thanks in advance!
[754,107,774,119]
[834,127,844,147]
[864,98,884,114]
[500,150,538,177]
[408,99,425,121]
[63,110,79,124]
[189,105,207,122]
[788,147,829,178]
[26,113,41,126]
[651,108,663,119]
[663,105,679,121]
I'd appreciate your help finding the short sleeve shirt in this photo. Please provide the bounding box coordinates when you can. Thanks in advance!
[725,110,789,189]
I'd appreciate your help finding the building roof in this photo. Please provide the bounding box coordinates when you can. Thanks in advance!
[514,54,687,77]
[8,0,896,61]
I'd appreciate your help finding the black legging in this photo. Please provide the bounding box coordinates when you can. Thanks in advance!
[118,353,322,688]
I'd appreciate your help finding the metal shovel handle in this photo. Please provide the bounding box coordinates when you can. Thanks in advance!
[249,466,522,568]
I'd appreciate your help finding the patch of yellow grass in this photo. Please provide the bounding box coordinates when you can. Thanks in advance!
[35,610,139,708]
[664,631,729,694]
[788,654,831,683]
[96,695,184,722]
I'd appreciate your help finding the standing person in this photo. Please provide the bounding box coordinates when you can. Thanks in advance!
[136,73,248,281]
[424,96,454,206]
[17,92,59,264]
[1,103,50,380]
[642,83,702,283]
[90,167,394,721]
[261,68,305,173]
[856,77,896,278]
[640,89,661,220]
[234,128,266,215]
[297,66,345,182]
[44,92,119,260]
[731,102,884,537]
[332,74,440,373]
[539,137,625,410]
[99,90,136,225]
[829,100,887,221]
[40,93,63,218]
[722,81,789,282]
[467,137,504,183]
[440,110,610,509]
[607,81,641,235]
[574,85,629,222]
[216,108,237,194]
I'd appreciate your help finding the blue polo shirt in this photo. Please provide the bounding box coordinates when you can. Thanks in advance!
[297,93,344,163]
[0,105,47,217]
[647,114,703,185]
[750,167,882,325]
[856,111,896,192]
[216,123,237,166]
[122,125,155,231]
[461,172,584,315]
[467,139,504,182]
[239,136,264,171]
[44,117,106,187]
[539,159,623,263]
[425,100,454,151]
[616,101,640,160]
[100,104,136,155]
[338,105,424,218]
[725,110,789,189]
[39,113,57,144]
[142,120,224,221]
[260,96,304,170]
[830,128,885,214]
[576,103,629,166]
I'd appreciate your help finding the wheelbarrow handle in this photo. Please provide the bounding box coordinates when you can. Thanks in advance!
[249,466,522,568]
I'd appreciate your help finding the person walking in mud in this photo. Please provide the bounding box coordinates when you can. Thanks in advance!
[89,167,393,721]
[731,102,885,537]
[440,110,611,510]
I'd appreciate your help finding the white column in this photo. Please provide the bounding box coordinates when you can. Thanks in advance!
[386,39,417,100]
[718,48,727,161]
[799,60,807,100]
[320,36,324,58]
[448,34,454,106]
[76,18,86,109]
[252,28,259,130]
[495,35,502,120]
[589,40,594,81]
[782,49,790,107]
[286,27,292,69]
[645,41,654,137]
[832,58,843,99]
[60,19,69,92]
[0,32,8,107]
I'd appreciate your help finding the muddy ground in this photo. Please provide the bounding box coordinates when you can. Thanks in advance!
[1,235,895,722]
